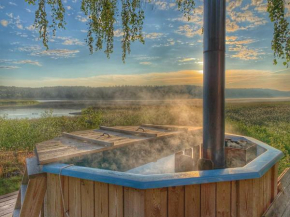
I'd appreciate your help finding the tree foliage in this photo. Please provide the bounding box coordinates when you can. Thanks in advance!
[26,0,289,66]
[267,0,290,66]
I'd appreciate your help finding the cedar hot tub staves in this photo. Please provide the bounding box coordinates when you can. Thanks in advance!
[35,125,201,165]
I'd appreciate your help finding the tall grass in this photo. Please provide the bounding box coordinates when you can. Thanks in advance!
[0,108,102,151]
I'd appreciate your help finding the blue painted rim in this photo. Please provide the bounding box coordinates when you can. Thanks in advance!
[42,134,283,189]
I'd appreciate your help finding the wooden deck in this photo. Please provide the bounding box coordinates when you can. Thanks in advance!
[0,192,17,217]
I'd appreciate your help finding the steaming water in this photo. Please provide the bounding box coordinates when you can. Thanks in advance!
[126,154,175,174]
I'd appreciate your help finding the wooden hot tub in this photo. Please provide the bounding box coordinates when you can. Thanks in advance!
[13,125,283,217]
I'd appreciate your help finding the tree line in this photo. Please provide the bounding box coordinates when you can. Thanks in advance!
[0,85,289,100]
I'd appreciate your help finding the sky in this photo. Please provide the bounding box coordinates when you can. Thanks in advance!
[0,0,290,90]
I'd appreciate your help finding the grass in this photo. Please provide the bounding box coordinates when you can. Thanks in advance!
[225,101,290,174]
[0,101,289,195]
[0,100,39,107]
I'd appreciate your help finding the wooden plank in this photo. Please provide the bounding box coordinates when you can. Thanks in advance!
[68,177,81,217]
[252,177,263,217]
[217,182,231,217]
[237,179,253,217]
[47,174,63,217]
[271,164,278,201]
[100,126,158,137]
[20,174,47,217]
[95,182,109,217]
[168,186,185,217]
[262,167,290,217]
[201,183,216,217]
[63,132,114,147]
[124,187,145,217]
[109,184,123,217]
[145,188,167,217]
[81,179,94,217]
[231,181,237,217]
[141,124,190,132]
[13,190,21,211]
[185,184,200,217]
[0,192,18,200]
[263,170,272,210]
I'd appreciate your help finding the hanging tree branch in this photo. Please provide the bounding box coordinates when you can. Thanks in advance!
[267,0,290,66]
[26,0,289,66]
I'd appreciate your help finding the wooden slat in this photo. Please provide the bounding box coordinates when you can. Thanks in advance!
[168,186,185,217]
[95,182,109,217]
[263,170,272,211]
[0,192,18,200]
[263,167,290,217]
[201,183,216,217]
[109,184,123,217]
[100,126,158,137]
[0,192,17,217]
[141,124,190,132]
[47,174,63,217]
[20,174,47,217]
[238,179,253,217]
[63,176,69,217]
[217,182,231,217]
[81,180,94,217]
[63,132,114,147]
[271,164,278,201]
[124,187,145,217]
[252,177,263,217]
[68,177,81,217]
[231,181,237,217]
[13,190,21,211]
[185,184,200,217]
[145,188,167,217]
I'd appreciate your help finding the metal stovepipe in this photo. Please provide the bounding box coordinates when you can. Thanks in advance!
[203,0,226,169]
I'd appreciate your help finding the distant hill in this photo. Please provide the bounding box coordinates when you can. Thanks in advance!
[0,85,290,100]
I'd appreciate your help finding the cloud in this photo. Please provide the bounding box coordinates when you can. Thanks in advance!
[227,0,243,12]
[152,38,175,47]
[9,2,17,6]
[178,58,196,62]
[226,19,245,32]
[229,45,265,60]
[57,37,85,46]
[151,1,176,10]
[13,60,42,66]
[26,8,32,13]
[1,20,8,27]
[175,25,202,38]
[0,5,4,9]
[139,62,152,65]
[34,49,80,59]
[6,13,13,18]
[226,36,255,45]
[229,10,267,27]
[18,45,80,59]
[26,25,35,31]
[66,6,72,10]
[114,29,123,37]
[16,24,23,29]
[0,65,19,69]
[145,33,164,39]
[254,4,267,13]
[76,15,88,23]
[251,0,264,6]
